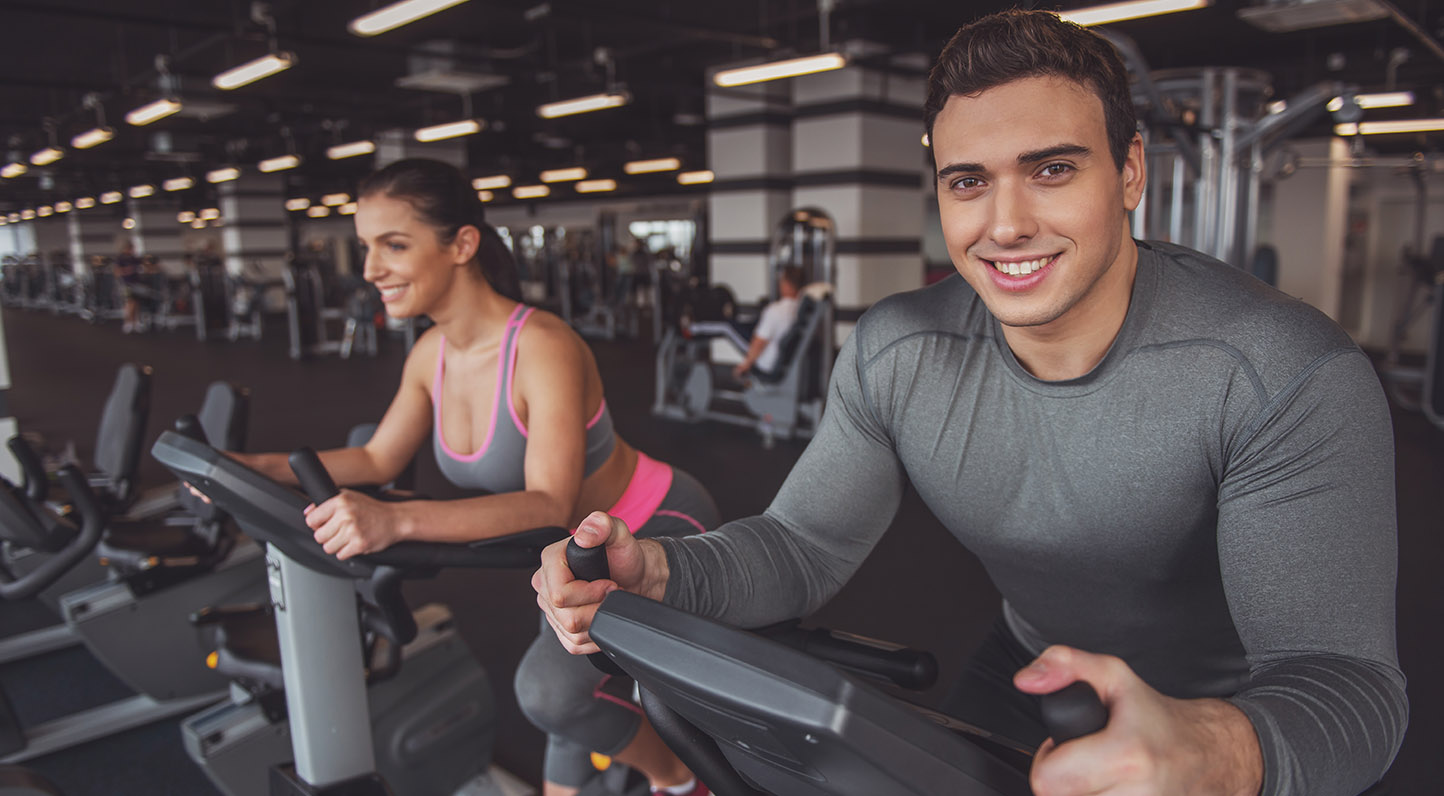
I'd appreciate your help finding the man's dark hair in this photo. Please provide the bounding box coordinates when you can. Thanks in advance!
[358,157,521,301]
[779,265,805,291]
[923,9,1137,169]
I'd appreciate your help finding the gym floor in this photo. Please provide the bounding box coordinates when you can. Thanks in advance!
[0,307,1439,795]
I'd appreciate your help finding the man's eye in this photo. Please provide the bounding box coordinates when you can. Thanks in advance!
[954,177,982,190]
[1041,163,1073,178]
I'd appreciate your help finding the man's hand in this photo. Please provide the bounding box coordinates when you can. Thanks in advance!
[532,511,668,655]
[732,361,751,380]
[1016,645,1263,796]
[304,489,405,560]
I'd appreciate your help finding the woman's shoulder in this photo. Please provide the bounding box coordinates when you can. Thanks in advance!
[517,306,584,351]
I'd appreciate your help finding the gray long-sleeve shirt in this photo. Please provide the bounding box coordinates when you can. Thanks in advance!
[658,241,1407,795]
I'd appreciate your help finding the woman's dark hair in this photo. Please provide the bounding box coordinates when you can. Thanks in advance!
[924,10,1137,170]
[358,158,522,301]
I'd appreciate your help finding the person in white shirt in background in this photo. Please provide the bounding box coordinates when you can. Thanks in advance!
[732,265,804,381]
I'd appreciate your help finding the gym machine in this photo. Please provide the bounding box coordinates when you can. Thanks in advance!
[283,257,379,361]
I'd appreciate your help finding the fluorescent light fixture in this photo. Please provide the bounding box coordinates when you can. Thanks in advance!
[472,175,512,190]
[72,126,114,149]
[21,210,36,220]
[285,198,312,211]
[338,202,358,215]
[0,220,6,227]
[414,119,483,142]
[624,157,681,175]
[576,179,617,193]
[163,177,195,192]
[1058,0,1210,26]
[6,213,17,222]
[322,193,350,207]
[129,184,155,198]
[1266,100,1288,115]
[327,140,376,160]
[677,170,715,185]
[537,92,629,119]
[31,147,64,166]
[213,52,296,90]
[1334,118,1444,136]
[189,218,206,229]
[100,191,123,204]
[540,167,587,183]
[199,207,220,220]
[1,163,27,179]
[258,154,301,173]
[178,211,196,223]
[922,133,931,147]
[307,206,331,218]
[125,98,182,126]
[1327,91,1415,112]
[55,201,73,213]
[477,190,494,202]
[206,167,241,183]
[75,197,96,209]
[122,217,135,229]
[512,185,550,199]
[349,0,471,37]
[714,53,847,88]
[37,206,53,217]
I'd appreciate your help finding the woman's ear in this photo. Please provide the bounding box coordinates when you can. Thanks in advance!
[452,224,481,265]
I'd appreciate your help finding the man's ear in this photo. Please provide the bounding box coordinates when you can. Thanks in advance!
[1122,133,1146,212]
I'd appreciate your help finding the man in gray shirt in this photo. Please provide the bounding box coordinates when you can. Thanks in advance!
[535,10,1406,795]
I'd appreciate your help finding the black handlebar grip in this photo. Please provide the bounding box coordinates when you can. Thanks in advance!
[1040,681,1108,745]
[174,414,209,445]
[566,538,612,582]
[564,537,626,676]
[288,447,339,504]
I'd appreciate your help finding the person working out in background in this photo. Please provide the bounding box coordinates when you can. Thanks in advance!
[732,265,803,382]
[223,159,717,796]
[536,10,1406,796]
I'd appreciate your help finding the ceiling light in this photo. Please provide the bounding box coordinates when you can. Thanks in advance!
[72,126,114,149]
[191,218,207,229]
[322,193,350,207]
[540,167,587,183]
[473,175,511,190]
[537,92,630,119]
[75,197,95,209]
[624,158,681,175]
[477,190,494,202]
[163,177,195,192]
[258,154,301,173]
[285,198,311,211]
[129,184,155,198]
[37,206,53,217]
[327,140,376,160]
[414,119,483,142]
[21,210,36,220]
[178,211,196,223]
[513,185,550,199]
[1266,100,1288,115]
[6,213,17,223]
[922,133,931,147]
[122,217,135,229]
[125,98,182,126]
[714,54,846,88]
[576,179,617,193]
[207,167,241,183]
[349,0,471,37]
[1058,0,1209,26]
[307,206,331,218]
[100,191,123,204]
[200,207,220,220]
[1,163,27,179]
[338,202,358,215]
[30,147,63,166]
[1334,118,1444,136]
[1327,91,1415,112]
[677,170,715,185]
[0,220,6,227]
[55,201,72,213]
[213,52,296,90]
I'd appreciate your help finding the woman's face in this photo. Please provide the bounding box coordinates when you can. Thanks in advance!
[355,192,473,317]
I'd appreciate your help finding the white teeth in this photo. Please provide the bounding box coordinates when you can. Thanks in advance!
[991,257,1051,276]
[381,285,405,298]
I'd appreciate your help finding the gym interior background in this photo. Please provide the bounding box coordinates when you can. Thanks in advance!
[0,0,1441,793]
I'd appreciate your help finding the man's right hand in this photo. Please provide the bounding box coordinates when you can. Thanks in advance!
[533,511,669,655]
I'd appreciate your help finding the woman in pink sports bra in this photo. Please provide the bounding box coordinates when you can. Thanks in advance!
[231,158,718,796]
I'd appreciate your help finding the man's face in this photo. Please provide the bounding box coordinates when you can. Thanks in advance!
[932,75,1144,334]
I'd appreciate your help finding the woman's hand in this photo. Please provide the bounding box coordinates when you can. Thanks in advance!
[304,489,407,560]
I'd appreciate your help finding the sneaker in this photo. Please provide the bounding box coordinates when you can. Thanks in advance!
[651,781,709,796]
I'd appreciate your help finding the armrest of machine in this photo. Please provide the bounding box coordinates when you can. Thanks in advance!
[0,466,105,600]
[685,321,751,353]
[6,435,49,502]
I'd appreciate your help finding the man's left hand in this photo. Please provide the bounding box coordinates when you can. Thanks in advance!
[1015,645,1263,796]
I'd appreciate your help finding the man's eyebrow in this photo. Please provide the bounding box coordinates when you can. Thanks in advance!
[936,162,984,181]
[1018,144,1090,164]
